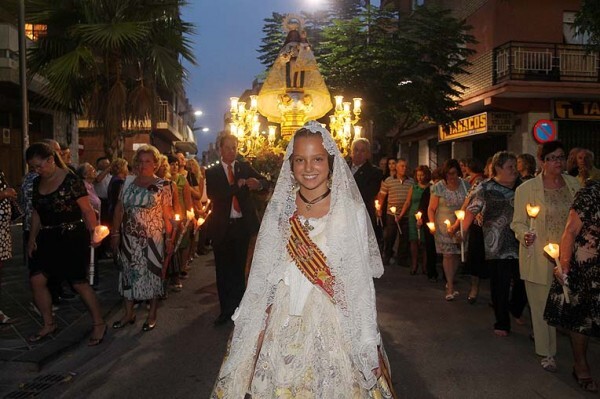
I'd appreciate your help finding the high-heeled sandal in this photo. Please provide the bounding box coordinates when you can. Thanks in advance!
[28,322,58,343]
[88,323,107,346]
[112,315,136,329]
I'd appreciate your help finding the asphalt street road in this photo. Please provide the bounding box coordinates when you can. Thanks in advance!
[1,252,597,398]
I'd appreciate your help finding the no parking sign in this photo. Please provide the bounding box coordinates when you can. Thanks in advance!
[532,119,557,143]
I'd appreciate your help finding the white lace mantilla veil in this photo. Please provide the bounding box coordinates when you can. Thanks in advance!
[220,120,385,391]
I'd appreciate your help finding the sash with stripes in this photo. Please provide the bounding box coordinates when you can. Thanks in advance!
[286,213,336,301]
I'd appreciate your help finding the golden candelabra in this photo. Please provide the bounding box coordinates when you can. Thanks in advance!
[229,95,269,158]
[328,96,363,157]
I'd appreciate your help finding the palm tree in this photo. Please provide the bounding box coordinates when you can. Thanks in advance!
[25,0,196,157]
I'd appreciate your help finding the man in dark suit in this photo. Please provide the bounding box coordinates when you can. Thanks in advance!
[205,134,267,325]
[350,138,383,231]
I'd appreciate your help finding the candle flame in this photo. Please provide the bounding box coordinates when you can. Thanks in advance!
[415,211,422,220]
[455,210,465,220]
[92,225,110,243]
[390,206,397,214]
[186,208,195,220]
[175,214,181,221]
[526,204,541,218]
[543,243,560,259]
[444,219,451,227]
[426,222,435,232]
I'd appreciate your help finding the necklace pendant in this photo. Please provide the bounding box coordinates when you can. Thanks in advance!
[303,218,314,231]
[306,204,312,211]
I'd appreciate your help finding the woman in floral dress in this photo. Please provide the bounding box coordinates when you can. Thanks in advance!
[428,159,470,301]
[544,179,600,392]
[111,145,174,332]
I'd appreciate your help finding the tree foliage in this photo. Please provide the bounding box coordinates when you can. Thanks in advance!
[25,0,196,157]
[257,12,286,69]
[256,4,476,138]
[575,0,600,52]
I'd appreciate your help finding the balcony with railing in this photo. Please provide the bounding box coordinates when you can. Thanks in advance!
[493,41,599,84]
[79,100,190,142]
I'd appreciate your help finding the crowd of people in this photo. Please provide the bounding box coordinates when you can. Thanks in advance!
[0,139,209,344]
[351,140,600,393]
[0,127,598,395]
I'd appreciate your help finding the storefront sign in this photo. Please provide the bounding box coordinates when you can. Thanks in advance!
[438,112,514,142]
[553,100,600,120]
[532,119,557,143]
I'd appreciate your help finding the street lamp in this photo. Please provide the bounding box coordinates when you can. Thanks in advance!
[329,95,363,157]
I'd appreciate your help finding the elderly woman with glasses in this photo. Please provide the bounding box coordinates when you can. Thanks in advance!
[511,141,581,372]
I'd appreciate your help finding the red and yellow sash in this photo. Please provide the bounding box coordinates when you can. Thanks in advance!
[286,213,336,301]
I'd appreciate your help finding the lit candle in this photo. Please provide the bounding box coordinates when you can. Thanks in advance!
[526,203,540,230]
[375,200,382,227]
[415,212,423,241]
[455,210,466,262]
[444,219,451,229]
[426,222,435,232]
[390,206,397,215]
[186,208,195,221]
[92,225,110,244]
[174,214,181,221]
[543,243,570,303]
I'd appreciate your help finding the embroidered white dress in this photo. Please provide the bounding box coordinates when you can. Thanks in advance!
[212,215,374,398]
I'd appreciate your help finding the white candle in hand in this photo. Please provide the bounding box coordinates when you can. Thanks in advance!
[454,211,465,262]
[543,243,570,303]
[526,204,540,231]
[426,222,435,233]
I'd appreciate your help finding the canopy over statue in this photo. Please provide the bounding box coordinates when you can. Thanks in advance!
[257,14,333,138]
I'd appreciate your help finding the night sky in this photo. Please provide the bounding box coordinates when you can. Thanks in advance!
[183,0,316,154]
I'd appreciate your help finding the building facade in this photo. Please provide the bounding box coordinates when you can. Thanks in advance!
[385,0,599,170]
[0,13,73,186]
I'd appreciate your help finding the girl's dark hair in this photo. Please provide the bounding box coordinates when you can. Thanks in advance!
[25,142,67,169]
[440,159,462,181]
[517,153,536,176]
[538,140,565,161]
[466,158,484,174]
[167,154,179,165]
[290,128,335,173]
[414,165,432,182]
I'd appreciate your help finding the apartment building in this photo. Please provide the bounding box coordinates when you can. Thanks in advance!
[0,9,72,186]
[384,0,599,169]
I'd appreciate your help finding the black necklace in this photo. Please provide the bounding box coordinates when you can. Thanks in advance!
[298,189,331,211]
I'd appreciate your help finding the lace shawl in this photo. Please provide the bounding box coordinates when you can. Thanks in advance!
[222,121,384,390]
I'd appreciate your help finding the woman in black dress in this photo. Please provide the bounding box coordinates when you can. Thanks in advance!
[26,143,106,345]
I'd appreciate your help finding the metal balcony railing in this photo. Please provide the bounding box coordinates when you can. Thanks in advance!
[493,41,600,84]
